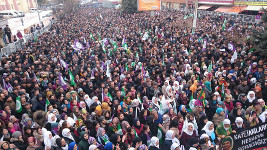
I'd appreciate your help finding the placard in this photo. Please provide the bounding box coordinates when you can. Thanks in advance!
[138,0,161,11]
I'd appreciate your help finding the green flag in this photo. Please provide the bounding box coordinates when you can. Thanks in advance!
[113,42,118,51]
[98,34,101,42]
[16,97,22,113]
[117,124,123,135]
[90,33,95,41]
[45,98,50,112]
[188,94,194,113]
[157,127,163,144]
[184,15,188,20]
[208,61,212,73]
[222,19,227,30]
[139,45,142,52]
[107,92,113,101]
[162,55,165,66]
[69,70,76,86]
[192,28,194,34]
[189,14,194,17]
[121,88,125,97]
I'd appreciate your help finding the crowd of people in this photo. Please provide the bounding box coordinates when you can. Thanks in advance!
[0,6,266,150]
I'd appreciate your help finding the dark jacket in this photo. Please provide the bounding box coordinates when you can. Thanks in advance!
[78,132,89,150]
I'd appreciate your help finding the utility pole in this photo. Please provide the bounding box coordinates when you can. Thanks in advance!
[193,0,198,28]
[185,0,188,12]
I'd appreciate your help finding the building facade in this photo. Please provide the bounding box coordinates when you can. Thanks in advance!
[0,0,36,12]
[161,0,197,10]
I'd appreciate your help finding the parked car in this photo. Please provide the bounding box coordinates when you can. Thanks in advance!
[0,10,18,18]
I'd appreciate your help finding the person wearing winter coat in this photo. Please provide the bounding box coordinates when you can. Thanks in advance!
[9,131,27,150]
[212,108,225,127]
[26,137,39,150]
[78,131,89,150]
[215,119,233,141]
[0,141,16,150]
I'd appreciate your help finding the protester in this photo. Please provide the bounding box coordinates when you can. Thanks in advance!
[0,5,266,150]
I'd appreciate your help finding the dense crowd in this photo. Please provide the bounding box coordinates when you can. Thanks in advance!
[0,6,266,150]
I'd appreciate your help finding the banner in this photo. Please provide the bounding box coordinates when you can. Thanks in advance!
[220,123,267,150]
[138,0,161,11]
[234,0,267,6]
[198,0,234,5]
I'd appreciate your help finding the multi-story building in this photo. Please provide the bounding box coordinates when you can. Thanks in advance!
[0,0,36,12]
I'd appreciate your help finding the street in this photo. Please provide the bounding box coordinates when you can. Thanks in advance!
[6,10,52,36]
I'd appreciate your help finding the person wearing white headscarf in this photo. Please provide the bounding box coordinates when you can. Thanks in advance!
[172,81,180,93]
[84,94,93,108]
[148,137,159,150]
[163,130,180,149]
[151,97,161,112]
[171,143,180,150]
[259,111,267,123]
[215,119,232,141]
[89,144,98,150]
[201,121,216,145]
[47,113,57,123]
[62,128,75,144]
[247,91,256,103]
[162,80,169,98]
[232,117,245,133]
[199,134,213,150]
[42,128,53,150]
[181,123,196,146]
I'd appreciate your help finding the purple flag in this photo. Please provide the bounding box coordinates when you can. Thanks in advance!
[2,78,7,90]
[120,67,124,74]
[86,42,90,49]
[73,39,85,50]
[228,42,236,51]
[91,69,94,78]
[60,58,68,71]
[59,73,68,90]
[7,83,13,92]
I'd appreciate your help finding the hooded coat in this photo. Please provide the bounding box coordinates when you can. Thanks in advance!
[78,132,89,150]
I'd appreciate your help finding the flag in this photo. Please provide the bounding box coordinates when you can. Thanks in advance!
[107,92,113,101]
[2,78,7,90]
[117,124,123,135]
[91,69,95,78]
[73,39,85,50]
[16,97,22,113]
[231,51,237,64]
[34,34,38,42]
[69,70,76,86]
[60,58,68,71]
[86,42,90,49]
[189,14,194,17]
[121,88,125,97]
[125,64,129,72]
[202,39,207,51]
[197,88,206,107]
[162,54,165,66]
[106,64,111,81]
[142,32,149,40]
[192,28,194,34]
[100,14,103,19]
[90,33,95,41]
[208,61,212,73]
[34,73,39,82]
[222,19,227,30]
[7,83,13,93]
[221,83,225,101]
[134,128,138,137]
[102,41,106,53]
[184,15,188,20]
[139,45,142,52]
[188,95,194,113]
[227,24,235,31]
[113,42,118,51]
[45,98,50,112]
[59,72,68,90]
[228,42,236,51]
[157,127,163,144]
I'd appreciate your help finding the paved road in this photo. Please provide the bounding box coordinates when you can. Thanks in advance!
[7,10,52,36]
